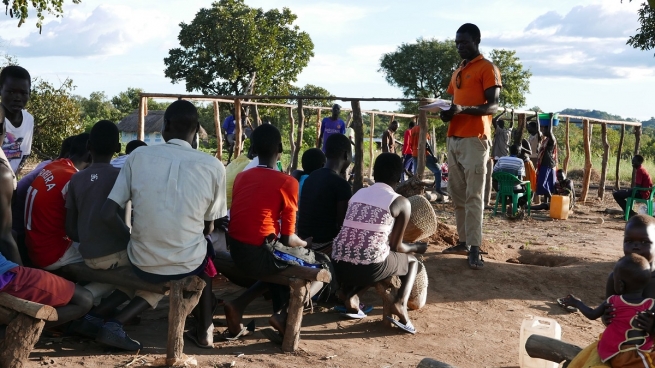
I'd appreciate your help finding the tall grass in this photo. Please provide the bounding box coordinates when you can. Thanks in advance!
[564,151,654,184]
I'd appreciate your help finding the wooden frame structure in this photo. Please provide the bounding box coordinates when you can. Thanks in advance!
[137,93,641,199]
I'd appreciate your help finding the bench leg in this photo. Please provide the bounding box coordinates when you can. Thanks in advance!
[0,313,45,368]
[166,279,203,365]
[281,278,309,352]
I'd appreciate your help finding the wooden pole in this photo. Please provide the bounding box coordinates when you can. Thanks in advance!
[369,113,375,178]
[598,123,610,199]
[166,278,204,365]
[213,101,222,160]
[137,97,146,141]
[253,105,261,127]
[563,117,571,173]
[292,99,304,171]
[416,99,428,179]
[287,107,295,173]
[514,113,526,146]
[632,125,642,187]
[580,119,592,203]
[234,99,242,158]
[315,110,321,148]
[615,124,625,190]
[351,100,364,194]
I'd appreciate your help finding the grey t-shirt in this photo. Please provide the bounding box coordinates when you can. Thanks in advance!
[65,163,129,259]
[492,127,511,158]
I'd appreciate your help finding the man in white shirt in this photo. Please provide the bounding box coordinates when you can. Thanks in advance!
[0,65,34,174]
[100,100,227,350]
[110,139,147,169]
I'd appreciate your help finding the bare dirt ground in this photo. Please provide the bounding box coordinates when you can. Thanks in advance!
[27,192,628,368]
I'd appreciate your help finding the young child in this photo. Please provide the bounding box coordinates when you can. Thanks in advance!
[555,169,575,209]
[562,253,655,367]
[291,148,326,197]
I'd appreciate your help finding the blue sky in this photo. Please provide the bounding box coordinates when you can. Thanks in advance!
[1,0,653,120]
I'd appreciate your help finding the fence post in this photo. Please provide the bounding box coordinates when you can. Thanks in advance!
[598,123,609,199]
[234,99,242,158]
[287,107,295,173]
[351,100,364,194]
[292,99,304,171]
[369,113,375,178]
[580,119,592,203]
[563,117,570,173]
[213,101,222,160]
[615,125,625,190]
[137,97,146,141]
[416,99,428,179]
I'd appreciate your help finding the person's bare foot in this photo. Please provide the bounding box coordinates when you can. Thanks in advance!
[389,301,410,326]
[269,313,286,336]
[223,302,244,336]
[344,294,360,313]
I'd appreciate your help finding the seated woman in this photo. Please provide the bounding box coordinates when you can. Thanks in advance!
[331,153,428,334]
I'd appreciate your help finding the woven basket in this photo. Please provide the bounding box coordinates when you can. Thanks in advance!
[408,261,428,310]
[403,195,438,242]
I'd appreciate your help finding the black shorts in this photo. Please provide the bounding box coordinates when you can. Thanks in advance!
[229,240,288,278]
[334,251,409,287]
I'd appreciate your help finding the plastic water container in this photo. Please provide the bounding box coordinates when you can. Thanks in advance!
[538,113,559,126]
[549,195,570,220]
[519,316,562,368]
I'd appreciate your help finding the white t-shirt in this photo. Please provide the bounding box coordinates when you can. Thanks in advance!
[3,110,34,173]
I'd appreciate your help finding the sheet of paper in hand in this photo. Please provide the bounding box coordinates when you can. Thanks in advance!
[419,99,452,112]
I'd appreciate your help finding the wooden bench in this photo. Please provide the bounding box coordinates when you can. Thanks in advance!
[212,254,331,352]
[525,334,583,367]
[0,293,59,367]
[59,263,205,366]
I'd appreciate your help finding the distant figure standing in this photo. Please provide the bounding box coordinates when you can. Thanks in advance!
[491,108,512,160]
[535,118,557,205]
[401,121,415,181]
[223,109,237,164]
[381,120,399,153]
[439,23,501,270]
[318,104,346,153]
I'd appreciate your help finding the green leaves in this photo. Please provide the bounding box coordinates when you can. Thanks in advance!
[3,0,81,31]
[627,1,655,55]
[379,38,460,99]
[489,49,532,108]
[163,0,314,96]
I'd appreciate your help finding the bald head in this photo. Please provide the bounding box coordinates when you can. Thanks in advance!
[163,100,199,143]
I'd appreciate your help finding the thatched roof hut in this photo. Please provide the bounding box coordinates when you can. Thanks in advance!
[117,110,208,140]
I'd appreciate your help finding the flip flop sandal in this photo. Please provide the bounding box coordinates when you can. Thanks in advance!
[184,328,214,349]
[260,327,283,345]
[557,298,578,313]
[468,247,484,270]
[340,309,367,319]
[221,320,255,341]
[333,304,374,314]
[442,243,470,255]
[385,316,416,335]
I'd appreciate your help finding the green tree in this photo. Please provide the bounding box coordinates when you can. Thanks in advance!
[287,84,334,148]
[379,38,460,99]
[110,87,169,120]
[489,49,531,108]
[624,1,655,55]
[76,91,121,130]
[163,0,314,96]
[28,78,83,157]
[3,0,81,31]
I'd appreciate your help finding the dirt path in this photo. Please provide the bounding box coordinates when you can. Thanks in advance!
[28,197,627,368]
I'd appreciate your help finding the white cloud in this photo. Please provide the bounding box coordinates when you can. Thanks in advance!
[1,4,170,57]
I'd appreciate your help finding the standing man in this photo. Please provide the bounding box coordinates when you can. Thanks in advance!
[439,23,501,270]
[318,104,346,153]
[1,65,34,175]
[223,109,237,164]
[381,120,399,153]
[401,121,415,182]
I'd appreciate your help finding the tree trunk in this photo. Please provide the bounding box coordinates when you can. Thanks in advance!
[351,101,364,194]
[234,99,242,158]
[563,117,570,173]
[281,279,310,352]
[580,119,592,203]
[416,100,429,179]
[253,104,262,127]
[369,113,375,178]
[0,313,45,368]
[287,107,295,174]
[615,124,625,190]
[213,101,222,160]
[598,123,610,199]
[525,335,582,365]
[292,99,304,171]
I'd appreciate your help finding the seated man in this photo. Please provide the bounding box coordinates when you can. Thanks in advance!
[12,136,74,266]
[332,153,427,332]
[297,134,352,254]
[493,144,527,211]
[0,148,93,329]
[227,124,320,339]
[65,121,135,338]
[613,155,652,218]
[110,139,146,169]
[555,169,575,209]
[25,134,90,270]
[101,100,226,350]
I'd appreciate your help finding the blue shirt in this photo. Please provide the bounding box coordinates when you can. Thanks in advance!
[320,118,346,152]
[223,116,236,135]
[0,252,18,275]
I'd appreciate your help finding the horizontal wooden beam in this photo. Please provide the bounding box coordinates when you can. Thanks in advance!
[0,294,58,321]
[141,92,421,102]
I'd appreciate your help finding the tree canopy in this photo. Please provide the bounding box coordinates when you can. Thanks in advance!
[164,0,314,96]
[379,38,460,99]
[489,49,531,108]
[624,1,655,55]
[3,0,81,31]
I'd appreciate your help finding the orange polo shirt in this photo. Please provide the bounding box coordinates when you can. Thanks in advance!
[446,55,502,139]
[409,125,430,158]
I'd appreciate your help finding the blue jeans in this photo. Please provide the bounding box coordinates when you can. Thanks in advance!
[402,154,414,182]
[411,156,447,196]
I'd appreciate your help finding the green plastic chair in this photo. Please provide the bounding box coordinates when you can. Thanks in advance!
[624,187,655,220]
[492,171,532,217]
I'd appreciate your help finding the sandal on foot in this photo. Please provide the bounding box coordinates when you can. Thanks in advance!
[557,298,578,313]
[468,246,484,270]
[385,316,416,335]
[334,304,374,314]
[184,328,214,349]
[261,327,283,345]
[442,242,470,255]
[222,320,255,341]
[340,309,367,319]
